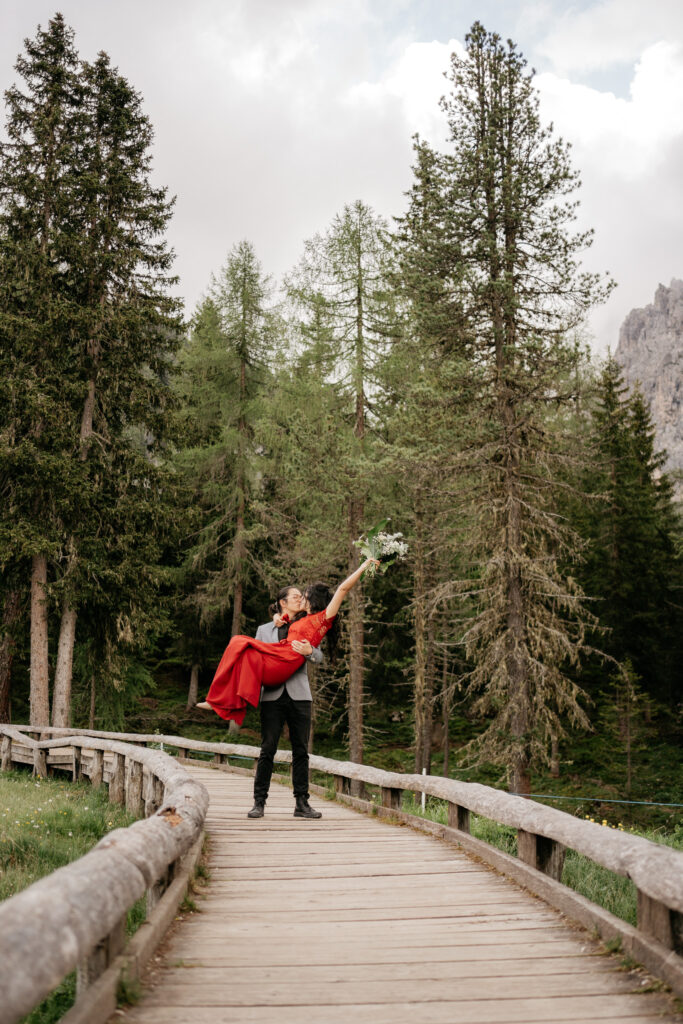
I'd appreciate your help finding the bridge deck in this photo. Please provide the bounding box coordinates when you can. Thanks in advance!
[118,765,677,1024]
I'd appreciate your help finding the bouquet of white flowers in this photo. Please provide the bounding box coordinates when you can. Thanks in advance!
[354,520,409,577]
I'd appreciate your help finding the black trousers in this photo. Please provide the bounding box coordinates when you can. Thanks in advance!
[253,690,312,802]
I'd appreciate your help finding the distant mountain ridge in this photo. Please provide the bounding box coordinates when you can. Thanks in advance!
[615,278,683,484]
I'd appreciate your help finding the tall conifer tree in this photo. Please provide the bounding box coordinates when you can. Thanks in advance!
[287,201,397,770]
[0,18,181,725]
[396,24,613,791]
[0,15,82,724]
[49,51,181,725]
[577,358,682,704]
[175,243,277,641]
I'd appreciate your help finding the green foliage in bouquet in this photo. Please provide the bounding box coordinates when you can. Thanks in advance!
[354,520,409,577]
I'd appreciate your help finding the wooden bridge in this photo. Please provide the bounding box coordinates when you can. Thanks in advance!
[0,726,682,1024]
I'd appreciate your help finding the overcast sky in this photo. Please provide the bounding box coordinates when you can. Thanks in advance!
[2,0,682,351]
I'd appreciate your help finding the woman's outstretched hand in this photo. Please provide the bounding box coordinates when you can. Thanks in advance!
[362,558,381,572]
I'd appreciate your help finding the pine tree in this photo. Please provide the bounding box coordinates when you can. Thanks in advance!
[287,201,398,770]
[0,19,182,726]
[577,357,682,704]
[49,51,181,726]
[396,23,614,792]
[175,243,278,641]
[0,14,83,724]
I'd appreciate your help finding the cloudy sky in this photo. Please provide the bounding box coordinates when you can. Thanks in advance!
[2,0,682,350]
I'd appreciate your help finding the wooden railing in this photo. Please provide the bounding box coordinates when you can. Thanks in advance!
[1,723,682,1020]
[0,725,208,1024]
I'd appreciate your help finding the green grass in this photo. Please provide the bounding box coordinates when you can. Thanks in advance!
[0,768,143,1024]
[400,793,683,928]
[0,769,138,901]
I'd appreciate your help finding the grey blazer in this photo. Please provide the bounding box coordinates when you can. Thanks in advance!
[255,620,322,702]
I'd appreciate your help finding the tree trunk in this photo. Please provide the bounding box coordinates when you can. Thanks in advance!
[89,675,96,729]
[51,378,97,728]
[0,589,22,723]
[423,610,435,776]
[413,536,427,774]
[187,663,199,709]
[347,527,364,771]
[550,735,560,779]
[441,650,450,777]
[30,554,50,725]
[502,395,530,796]
[52,603,77,727]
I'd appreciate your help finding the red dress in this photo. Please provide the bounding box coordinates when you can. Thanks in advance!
[204,610,335,725]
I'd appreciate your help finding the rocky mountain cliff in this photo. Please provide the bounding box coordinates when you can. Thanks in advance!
[615,278,683,483]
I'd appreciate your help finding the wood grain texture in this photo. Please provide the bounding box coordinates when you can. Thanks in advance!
[117,767,679,1024]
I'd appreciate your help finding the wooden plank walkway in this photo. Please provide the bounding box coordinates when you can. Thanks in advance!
[116,765,678,1024]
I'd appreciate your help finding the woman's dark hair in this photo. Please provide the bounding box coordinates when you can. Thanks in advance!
[304,582,339,662]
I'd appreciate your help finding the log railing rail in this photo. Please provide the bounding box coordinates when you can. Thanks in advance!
[0,725,208,1024]
[1,722,682,1018]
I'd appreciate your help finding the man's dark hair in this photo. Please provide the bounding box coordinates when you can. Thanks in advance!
[268,585,299,618]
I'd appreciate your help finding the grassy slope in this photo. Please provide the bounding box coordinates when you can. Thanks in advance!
[0,770,144,1024]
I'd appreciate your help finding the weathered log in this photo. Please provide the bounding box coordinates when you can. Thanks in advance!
[0,734,208,1023]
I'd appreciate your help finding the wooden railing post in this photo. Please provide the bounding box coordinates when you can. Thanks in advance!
[90,748,104,789]
[109,752,125,804]
[126,759,144,816]
[143,771,165,817]
[76,913,126,997]
[1,734,11,772]
[146,858,177,916]
[447,802,471,833]
[72,744,83,783]
[32,745,47,779]
[176,747,188,759]
[380,786,402,810]
[518,829,566,881]
[335,775,351,796]
[637,891,682,953]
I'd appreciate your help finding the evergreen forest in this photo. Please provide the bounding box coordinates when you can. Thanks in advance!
[1,15,681,828]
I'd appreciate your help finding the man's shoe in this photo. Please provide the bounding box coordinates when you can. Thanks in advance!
[294,797,322,819]
[247,801,265,818]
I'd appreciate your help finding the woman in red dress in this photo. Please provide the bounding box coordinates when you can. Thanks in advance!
[197,558,378,726]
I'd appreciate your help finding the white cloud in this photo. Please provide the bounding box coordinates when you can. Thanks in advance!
[345,39,465,145]
[535,41,683,178]
[536,0,683,74]
[3,0,680,353]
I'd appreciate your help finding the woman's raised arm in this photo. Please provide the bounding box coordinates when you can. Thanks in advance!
[325,559,378,619]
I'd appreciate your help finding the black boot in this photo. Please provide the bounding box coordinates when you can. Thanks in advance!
[247,801,265,818]
[294,796,322,819]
